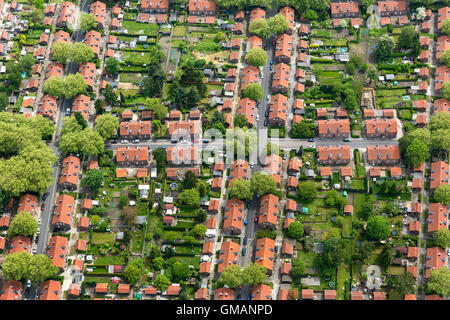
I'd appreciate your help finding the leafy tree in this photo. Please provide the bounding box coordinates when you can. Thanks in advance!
[105,58,122,75]
[321,237,344,270]
[64,73,88,99]
[197,181,207,197]
[287,221,304,240]
[27,254,59,283]
[303,236,315,252]
[228,179,252,200]
[8,211,38,237]
[144,98,168,120]
[366,216,390,240]
[103,84,118,104]
[178,188,200,207]
[429,112,450,132]
[434,185,450,205]
[242,263,267,286]
[441,81,450,101]
[90,215,101,226]
[435,224,450,248]
[291,257,306,280]
[172,262,191,281]
[442,18,450,37]
[192,224,207,239]
[380,245,393,269]
[234,113,248,128]
[303,8,318,20]
[398,26,416,49]
[143,61,167,97]
[246,48,268,67]
[152,148,167,168]
[255,229,277,239]
[404,138,429,168]
[84,169,103,192]
[32,0,44,9]
[182,170,198,190]
[431,128,450,151]
[393,272,416,296]
[0,92,8,111]
[214,31,225,43]
[95,113,119,140]
[297,181,317,201]
[74,112,87,130]
[427,267,450,297]
[61,116,83,135]
[375,34,395,60]
[123,206,138,228]
[291,121,315,138]
[243,83,263,101]
[268,13,289,35]
[154,274,171,292]
[51,41,71,64]
[43,76,65,98]
[352,241,373,263]
[2,252,57,282]
[123,264,141,285]
[250,171,277,196]
[218,265,243,288]
[249,18,271,38]
[151,256,164,271]
[415,7,426,20]
[80,12,97,31]
[70,42,95,64]
[59,128,104,157]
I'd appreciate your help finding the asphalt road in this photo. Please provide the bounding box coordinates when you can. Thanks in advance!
[28,0,91,300]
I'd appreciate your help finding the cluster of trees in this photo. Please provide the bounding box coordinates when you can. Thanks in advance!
[215,0,272,9]
[242,83,264,101]
[8,211,39,237]
[366,216,390,240]
[5,54,36,91]
[177,171,209,208]
[144,98,168,121]
[346,54,368,75]
[83,169,104,193]
[95,113,119,140]
[59,116,105,156]
[246,48,268,67]
[277,0,330,18]
[51,42,94,65]
[249,14,290,39]
[434,184,450,206]
[228,171,279,200]
[398,128,430,167]
[397,26,421,57]
[143,56,167,98]
[320,237,346,277]
[104,58,122,75]
[218,263,268,289]
[287,221,304,240]
[325,190,347,213]
[429,112,450,152]
[2,251,58,283]
[291,120,316,138]
[375,34,396,61]
[427,267,450,298]
[123,258,143,285]
[168,59,206,109]
[44,73,88,99]
[298,181,318,202]
[0,113,56,196]
[80,12,97,31]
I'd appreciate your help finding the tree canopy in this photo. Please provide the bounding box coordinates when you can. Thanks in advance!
[2,251,58,283]
[434,228,450,249]
[80,12,97,31]
[178,188,200,207]
[242,83,263,101]
[228,178,252,200]
[249,18,271,38]
[144,98,168,121]
[268,14,290,35]
[105,58,122,75]
[375,34,395,60]
[297,181,317,201]
[218,265,243,289]
[8,211,38,237]
[246,48,268,67]
[434,185,450,205]
[366,216,390,240]
[95,113,119,140]
[84,169,103,192]
[250,171,277,196]
[242,263,268,286]
[287,221,304,240]
[427,267,450,297]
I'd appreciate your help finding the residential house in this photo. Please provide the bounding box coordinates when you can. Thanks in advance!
[223,199,244,235]
[258,194,279,230]
[255,237,275,275]
[367,145,401,165]
[365,119,398,138]
[430,161,449,192]
[47,235,68,272]
[52,194,74,231]
[318,145,351,165]
[268,93,287,126]
[228,159,249,187]
[119,121,151,140]
[116,147,149,166]
[217,241,240,273]
[318,119,350,138]
[59,156,80,190]
[428,203,448,233]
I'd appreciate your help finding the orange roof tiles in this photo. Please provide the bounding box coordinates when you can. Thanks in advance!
[255,237,275,272]
[223,199,244,234]
[428,203,448,233]
[430,161,449,191]
[47,236,68,270]
[425,247,446,278]
[52,194,74,228]
[218,241,240,273]
[18,194,38,215]
[0,281,22,300]
[40,280,60,300]
[251,284,271,300]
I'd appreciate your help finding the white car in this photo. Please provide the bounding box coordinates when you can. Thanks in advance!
[38,218,42,225]
[447,249,450,256]
[33,246,37,254]
[266,95,270,101]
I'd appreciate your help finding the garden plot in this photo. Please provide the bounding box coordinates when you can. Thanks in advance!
[192,50,230,65]
[121,21,159,36]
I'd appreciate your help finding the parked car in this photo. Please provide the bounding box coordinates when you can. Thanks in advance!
[242,247,246,256]
[270,59,273,65]
[343,137,351,142]
[247,294,251,300]
[272,39,276,45]
[244,219,248,225]
[203,139,209,144]
[282,153,287,160]
[243,237,247,245]
[38,218,42,225]
[121,140,128,144]
[132,139,139,144]
[264,119,268,126]
[275,246,279,253]
[265,109,269,117]
[448,248,450,256]
[266,95,270,101]
[237,294,241,300]
[250,163,255,169]
[42,193,48,201]
[110,140,118,144]
[254,216,258,223]
[33,245,37,254]
[26,280,31,288]
[308,138,315,142]
[41,203,45,211]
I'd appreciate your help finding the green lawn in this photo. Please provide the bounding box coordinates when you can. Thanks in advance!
[173,26,186,37]
[174,255,200,267]
[84,276,112,283]
[297,251,320,270]
[121,21,159,36]
[119,72,141,84]
[91,232,116,244]
[122,51,152,65]
[132,230,144,253]
[94,255,126,266]
[336,265,351,300]
[342,216,352,237]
